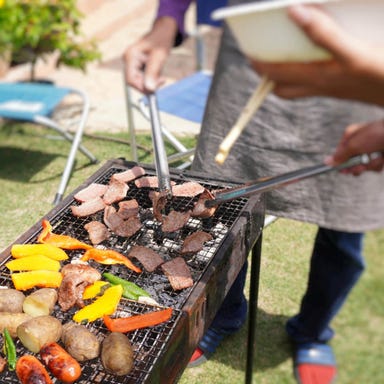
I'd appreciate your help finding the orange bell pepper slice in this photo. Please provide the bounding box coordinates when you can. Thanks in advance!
[38,219,92,250]
[81,248,141,274]
[103,307,173,333]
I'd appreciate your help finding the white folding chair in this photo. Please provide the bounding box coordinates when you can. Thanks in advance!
[0,81,97,205]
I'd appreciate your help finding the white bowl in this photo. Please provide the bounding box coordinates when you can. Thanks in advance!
[212,0,384,62]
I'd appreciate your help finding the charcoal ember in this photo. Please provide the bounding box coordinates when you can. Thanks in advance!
[171,181,205,197]
[129,245,164,273]
[180,231,213,255]
[148,190,168,222]
[111,165,145,183]
[161,257,193,291]
[117,199,139,219]
[191,189,217,219]
[84,221,111,245]
[74,183,108,202]
[71,196,106,217]
[103,178,129,205]
[162,210,191,233]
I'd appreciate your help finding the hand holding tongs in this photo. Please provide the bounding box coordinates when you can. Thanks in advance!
[205,152,382,207]
[147,93,172,197]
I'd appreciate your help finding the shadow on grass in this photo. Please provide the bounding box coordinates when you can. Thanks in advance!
[210,308,292,372]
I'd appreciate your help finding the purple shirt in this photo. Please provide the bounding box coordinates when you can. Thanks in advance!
[157,0,194,36]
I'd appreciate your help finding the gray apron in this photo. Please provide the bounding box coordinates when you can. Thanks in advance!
[192,0,384,232]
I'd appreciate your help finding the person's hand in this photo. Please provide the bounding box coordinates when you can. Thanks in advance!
[123,17,178,94]
[251,5,384,106]
[326,120,384,175]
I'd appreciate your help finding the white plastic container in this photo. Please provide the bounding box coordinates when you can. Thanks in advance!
[212,0,384,62]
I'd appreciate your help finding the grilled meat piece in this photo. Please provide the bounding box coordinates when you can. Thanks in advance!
[161,257,193,291]
[84,221,110,245]
[129,245,164,272]
[71,196,106,217]
[117,199,139,219]
[103,179,129,205]
[171,181,205,197]
[135,176,175,189]
[74,183,108,202]
[162,210,191,233]
[191,189,217,218]
[58,264,101,311]
[111,166,145,183]
[149,190,168,222]
[104,205,142,238]
[180,231,213,255]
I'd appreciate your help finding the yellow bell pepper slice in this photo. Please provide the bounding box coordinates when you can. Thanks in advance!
[73,284,123,323]
[12,270,63,291]
[82,281,109,300]
[6,255,61,272]
[11,244,68,261]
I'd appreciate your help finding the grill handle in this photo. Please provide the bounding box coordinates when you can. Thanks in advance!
[147,93,172,196]
[205,152,382,207]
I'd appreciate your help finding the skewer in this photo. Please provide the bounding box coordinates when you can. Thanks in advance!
[215,76,274,165]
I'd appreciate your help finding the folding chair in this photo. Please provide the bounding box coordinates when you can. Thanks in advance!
[0,81,97,205]
[125,0,226,169]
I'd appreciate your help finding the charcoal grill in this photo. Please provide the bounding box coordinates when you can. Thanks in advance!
[0,158,265,384]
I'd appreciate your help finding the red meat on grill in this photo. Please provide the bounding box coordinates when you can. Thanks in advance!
[103,179,129,205]
[149,190,168,222]
[104,205,142,238]
[191,189,217,218]
[111,165,146,183]
[171,181,205,197]
[161,257,193,291]
[162,210,191,232]
[129,245,164,272]
[84,221,110,245]
[117,199,139,219]
[71,196,106,217]
[74,183,108,202]
[180,231,213,255]
[135,176,175,189]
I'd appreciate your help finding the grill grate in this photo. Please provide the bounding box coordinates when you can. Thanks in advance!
[0,160,258,383]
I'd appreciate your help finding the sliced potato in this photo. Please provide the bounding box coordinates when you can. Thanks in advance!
[0,312,32,338]
[23,288,58,317]
[0,288,25,313]
[17,315,62,353]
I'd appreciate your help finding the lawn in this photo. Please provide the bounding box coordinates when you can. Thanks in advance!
[1,123,384,383]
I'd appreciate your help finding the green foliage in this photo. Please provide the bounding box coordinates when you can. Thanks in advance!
[0,0,101,78]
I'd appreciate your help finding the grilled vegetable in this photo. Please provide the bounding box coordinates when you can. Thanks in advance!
[103,307,173,333]
[82,281,109,300]
[0,312,32,338]
[40,342,81,383]
[23,288,58,317]
[0,288,25,313]
[6,255,61,272]
[38,219,92,250]
[81,248,141,273]
[103,272,151,300]
[12,270,63,291]
[101,332,134,376]
[3,328,16,370]
[17,315,62,353]
[11,243,68,261]
[16,355,53,384]
[61,322,100,362]
[73,284,123,323]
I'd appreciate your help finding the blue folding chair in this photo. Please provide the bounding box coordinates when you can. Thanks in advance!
[0,82,97,204]
[125,0,226,169]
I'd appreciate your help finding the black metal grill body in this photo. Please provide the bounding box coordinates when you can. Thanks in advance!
[0,158,265,384]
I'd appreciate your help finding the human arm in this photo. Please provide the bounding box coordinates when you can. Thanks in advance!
[123,0,193,93]
[251,5,384,106]
[326,120,384,175]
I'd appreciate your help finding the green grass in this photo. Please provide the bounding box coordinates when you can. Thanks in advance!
[1,123,384,383]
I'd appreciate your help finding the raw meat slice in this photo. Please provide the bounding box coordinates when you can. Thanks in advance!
[71,196,106,217]
[172,181,205,197]
[111,166,146,183]
[129,245,164,272]
[103,179,129,205]
[161,257,193,291]
[74,183,108,202]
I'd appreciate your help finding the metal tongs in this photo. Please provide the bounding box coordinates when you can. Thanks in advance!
[205,152,382,207]
[147,93,172,198]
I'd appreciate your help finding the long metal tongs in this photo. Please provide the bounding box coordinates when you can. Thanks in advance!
[205,152,382,207]
[147,93,172,197]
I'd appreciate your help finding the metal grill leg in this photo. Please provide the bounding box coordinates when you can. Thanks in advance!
[245,233,262,384]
